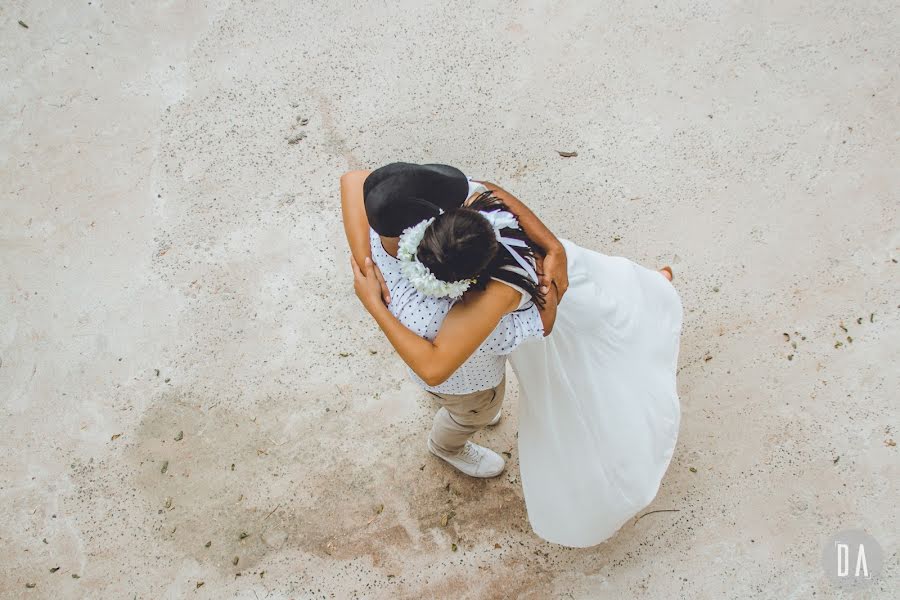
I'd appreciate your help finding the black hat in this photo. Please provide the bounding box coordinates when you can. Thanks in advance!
[363,162,469,237]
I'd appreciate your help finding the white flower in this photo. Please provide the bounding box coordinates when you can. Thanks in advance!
[397,217,474,299]
[478,210,519,232]
[397,218,434,262]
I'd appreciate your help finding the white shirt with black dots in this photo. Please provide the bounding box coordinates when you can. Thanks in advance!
[369,224,544,395]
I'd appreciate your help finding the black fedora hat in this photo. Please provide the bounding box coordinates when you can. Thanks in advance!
[363,162,469,237]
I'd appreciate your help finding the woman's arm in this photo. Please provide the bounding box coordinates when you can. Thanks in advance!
[353,257,520,386]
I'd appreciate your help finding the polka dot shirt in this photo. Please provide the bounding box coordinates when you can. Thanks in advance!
[369,228,544,394]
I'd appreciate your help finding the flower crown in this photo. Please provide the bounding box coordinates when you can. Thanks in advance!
[397,217,474,299]
[397,209,534,300]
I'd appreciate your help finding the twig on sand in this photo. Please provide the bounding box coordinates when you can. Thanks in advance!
[634,509,680,524]
[263,504,281,521]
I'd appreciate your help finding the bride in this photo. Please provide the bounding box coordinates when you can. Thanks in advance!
[349,169,683,548]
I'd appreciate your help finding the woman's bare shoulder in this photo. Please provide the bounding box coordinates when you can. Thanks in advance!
[455,279,520,313]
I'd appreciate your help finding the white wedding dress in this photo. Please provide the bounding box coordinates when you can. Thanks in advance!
[509,239,683,547]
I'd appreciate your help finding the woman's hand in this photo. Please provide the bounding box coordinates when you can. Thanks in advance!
[351,256,389,313]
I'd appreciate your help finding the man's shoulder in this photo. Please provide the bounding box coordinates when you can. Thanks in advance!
[392,285,453,314]
[369,230,399,274]
[367,228,453,332]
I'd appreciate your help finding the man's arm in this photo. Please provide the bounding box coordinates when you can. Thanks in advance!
[340,169,390,303]
[476,181,569,301]
[535,256,559,335]
[340,170,374,267]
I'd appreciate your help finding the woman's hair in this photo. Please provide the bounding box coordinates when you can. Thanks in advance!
[416,192,545,308]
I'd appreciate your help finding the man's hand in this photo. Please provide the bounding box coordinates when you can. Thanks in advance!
[540,244,569,302]
[478,181,567,302]
[352,257,389,313]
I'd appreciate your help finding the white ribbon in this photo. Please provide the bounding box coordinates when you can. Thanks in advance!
[478,210,540,284]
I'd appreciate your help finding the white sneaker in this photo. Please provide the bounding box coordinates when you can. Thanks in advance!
[427,439,505,478]
[487,410,502,426]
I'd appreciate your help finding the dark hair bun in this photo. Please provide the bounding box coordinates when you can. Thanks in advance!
[417,209,498,284]
[418,192,546,308]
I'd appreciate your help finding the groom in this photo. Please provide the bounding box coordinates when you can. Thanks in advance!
[341,162,567,477]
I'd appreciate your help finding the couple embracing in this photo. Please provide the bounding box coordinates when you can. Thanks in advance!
[341,162,682,548]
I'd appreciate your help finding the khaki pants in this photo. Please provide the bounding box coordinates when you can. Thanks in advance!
[427,376,506,454]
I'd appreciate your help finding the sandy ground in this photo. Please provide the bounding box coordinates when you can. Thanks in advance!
[1,1,898,598]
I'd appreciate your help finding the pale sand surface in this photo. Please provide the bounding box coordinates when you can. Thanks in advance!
[1,1,897,598]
